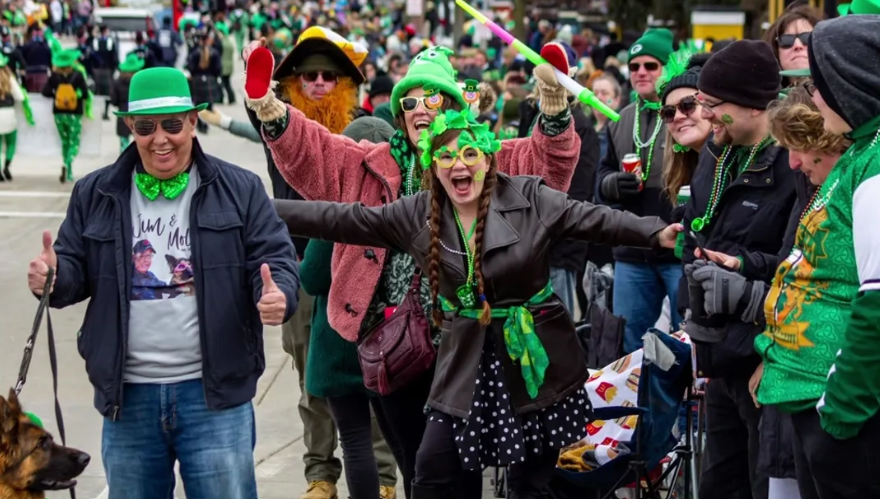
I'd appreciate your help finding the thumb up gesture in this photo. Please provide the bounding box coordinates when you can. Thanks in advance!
[28,230,57,296]
[258,263,287,326]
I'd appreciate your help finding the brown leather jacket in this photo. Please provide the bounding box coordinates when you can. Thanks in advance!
[274,174,667,417]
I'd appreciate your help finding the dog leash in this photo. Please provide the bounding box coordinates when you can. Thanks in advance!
[14,267,77,499]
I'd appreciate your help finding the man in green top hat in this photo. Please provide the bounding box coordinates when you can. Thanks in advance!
[26,66,300,499]
[41,47,89,183]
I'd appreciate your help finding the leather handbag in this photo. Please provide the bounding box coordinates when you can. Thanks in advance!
[358,270,435,395]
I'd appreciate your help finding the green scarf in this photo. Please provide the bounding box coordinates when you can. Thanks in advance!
[389,129,424,195]
[439,282,555,399]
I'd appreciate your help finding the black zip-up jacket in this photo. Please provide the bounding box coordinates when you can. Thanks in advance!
[679,138,796,379]
[596,101,678,265]
[44,140,300,419]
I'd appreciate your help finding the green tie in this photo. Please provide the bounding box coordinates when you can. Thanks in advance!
[134,171,190,201]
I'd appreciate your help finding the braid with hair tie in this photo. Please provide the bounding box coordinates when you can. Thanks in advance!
[472,158,498,325]
[428,172,445,327]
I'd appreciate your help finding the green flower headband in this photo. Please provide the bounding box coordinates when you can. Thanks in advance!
[416,108,502,170]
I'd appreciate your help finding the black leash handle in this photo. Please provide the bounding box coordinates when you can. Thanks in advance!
[14,267,76,499]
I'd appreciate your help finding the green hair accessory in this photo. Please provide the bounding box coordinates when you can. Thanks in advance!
[417,109,501,170]
[655,47,695,98]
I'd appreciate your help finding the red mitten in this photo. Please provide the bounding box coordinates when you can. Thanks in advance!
[245,46,275,100]
[540,42,570,76]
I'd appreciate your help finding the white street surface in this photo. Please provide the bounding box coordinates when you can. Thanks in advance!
[0,58,499,498]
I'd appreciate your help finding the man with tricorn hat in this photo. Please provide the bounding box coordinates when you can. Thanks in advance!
[240,25,401,499]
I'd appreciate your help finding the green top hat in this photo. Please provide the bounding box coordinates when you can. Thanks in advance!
[119,53,145,73]
[839,0,880,15]
[115,67,208,117]
[52,48,80,68]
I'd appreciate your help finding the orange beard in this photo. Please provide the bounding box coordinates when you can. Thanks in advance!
[280,76,359,135]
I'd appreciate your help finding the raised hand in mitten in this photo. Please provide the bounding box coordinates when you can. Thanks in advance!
[243,38,287,123]
[533,43,570,116]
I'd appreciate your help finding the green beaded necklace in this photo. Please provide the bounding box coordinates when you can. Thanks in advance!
[453,208,478,308]
[691,137,770,232]
[632,97,663,183]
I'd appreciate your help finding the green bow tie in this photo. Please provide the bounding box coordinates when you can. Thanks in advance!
[135,171,190,201]
[641,99,663,112]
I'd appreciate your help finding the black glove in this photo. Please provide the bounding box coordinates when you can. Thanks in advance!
[600,172,641,201]
[692,262,748,316]
[685,260,709,319]
[684,260,728,343]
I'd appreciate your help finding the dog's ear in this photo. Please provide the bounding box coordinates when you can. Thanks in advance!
[165,254,178,268]
[0,390,20,434]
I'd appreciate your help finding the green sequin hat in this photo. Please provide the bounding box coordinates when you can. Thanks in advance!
[416,108,501,170]
[115,67,208,117]
[838,0,880,15]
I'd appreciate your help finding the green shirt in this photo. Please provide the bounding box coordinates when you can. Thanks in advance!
[757,115,880,438]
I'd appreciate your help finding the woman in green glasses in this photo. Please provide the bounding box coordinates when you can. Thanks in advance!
[274,108,681,499]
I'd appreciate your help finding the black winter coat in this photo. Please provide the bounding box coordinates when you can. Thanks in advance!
[679,139,796,379]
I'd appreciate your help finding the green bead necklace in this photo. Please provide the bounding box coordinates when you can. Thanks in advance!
[632,97,663,182]
[691,137,769,232]
[453,208,479,308]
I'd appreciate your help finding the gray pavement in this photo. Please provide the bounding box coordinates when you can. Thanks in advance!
[0,65,499,499]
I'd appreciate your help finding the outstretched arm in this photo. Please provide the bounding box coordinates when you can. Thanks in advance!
[536,183,670,249]
[273,192,427,252]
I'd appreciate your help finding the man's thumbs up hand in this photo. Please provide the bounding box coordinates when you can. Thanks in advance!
[258,263,286,325]
[28,230,57,296]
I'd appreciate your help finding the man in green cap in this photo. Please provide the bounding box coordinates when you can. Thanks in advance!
[41,47,88,183]
[26,66,300,499]
[596,27,679,354]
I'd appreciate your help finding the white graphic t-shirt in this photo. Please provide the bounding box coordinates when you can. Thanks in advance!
[126,166,203,383]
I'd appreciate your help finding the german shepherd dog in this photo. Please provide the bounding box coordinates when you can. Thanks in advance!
[0,389,89,499]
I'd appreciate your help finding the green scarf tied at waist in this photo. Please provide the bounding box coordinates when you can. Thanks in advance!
[439,282,555,399]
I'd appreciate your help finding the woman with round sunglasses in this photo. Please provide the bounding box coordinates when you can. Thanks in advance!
[273,108,683,499]
[243,39,577,499]
[763,2,823,90]
[656,52,712,209]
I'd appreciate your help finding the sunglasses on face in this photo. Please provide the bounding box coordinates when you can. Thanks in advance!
[777,32,811,49]
[660,95,700,124]
[399,96,438,113]
[434,145,484,169]
[132,118,185,136]
[629,61,660,73]
[300,71,339,83]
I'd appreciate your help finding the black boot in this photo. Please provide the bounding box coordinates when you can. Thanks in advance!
[3,158,11,181]
[411,483,453,499]
[60,165,67,184]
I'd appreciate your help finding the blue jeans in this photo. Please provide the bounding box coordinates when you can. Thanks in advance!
[613,261,682,354]
[550,267,578,317]
[102,379,257,499]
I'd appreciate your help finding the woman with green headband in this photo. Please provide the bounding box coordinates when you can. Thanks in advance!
[274,108,682,499]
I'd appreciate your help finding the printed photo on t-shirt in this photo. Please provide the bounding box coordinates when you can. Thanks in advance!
[131,214,195,301]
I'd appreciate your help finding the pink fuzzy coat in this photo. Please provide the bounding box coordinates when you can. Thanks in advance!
[265,104,581,341]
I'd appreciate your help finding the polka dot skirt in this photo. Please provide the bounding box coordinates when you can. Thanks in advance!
[427,336,590,471]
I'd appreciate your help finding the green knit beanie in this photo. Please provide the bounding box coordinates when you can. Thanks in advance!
[389,46,467,117]
[628,28,674,65]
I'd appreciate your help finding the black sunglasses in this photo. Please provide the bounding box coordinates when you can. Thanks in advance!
[629,61,660,72]
[660,95,700,123]
[300,71,339,83]
[132,118,185,136]
[777,32,811,49]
